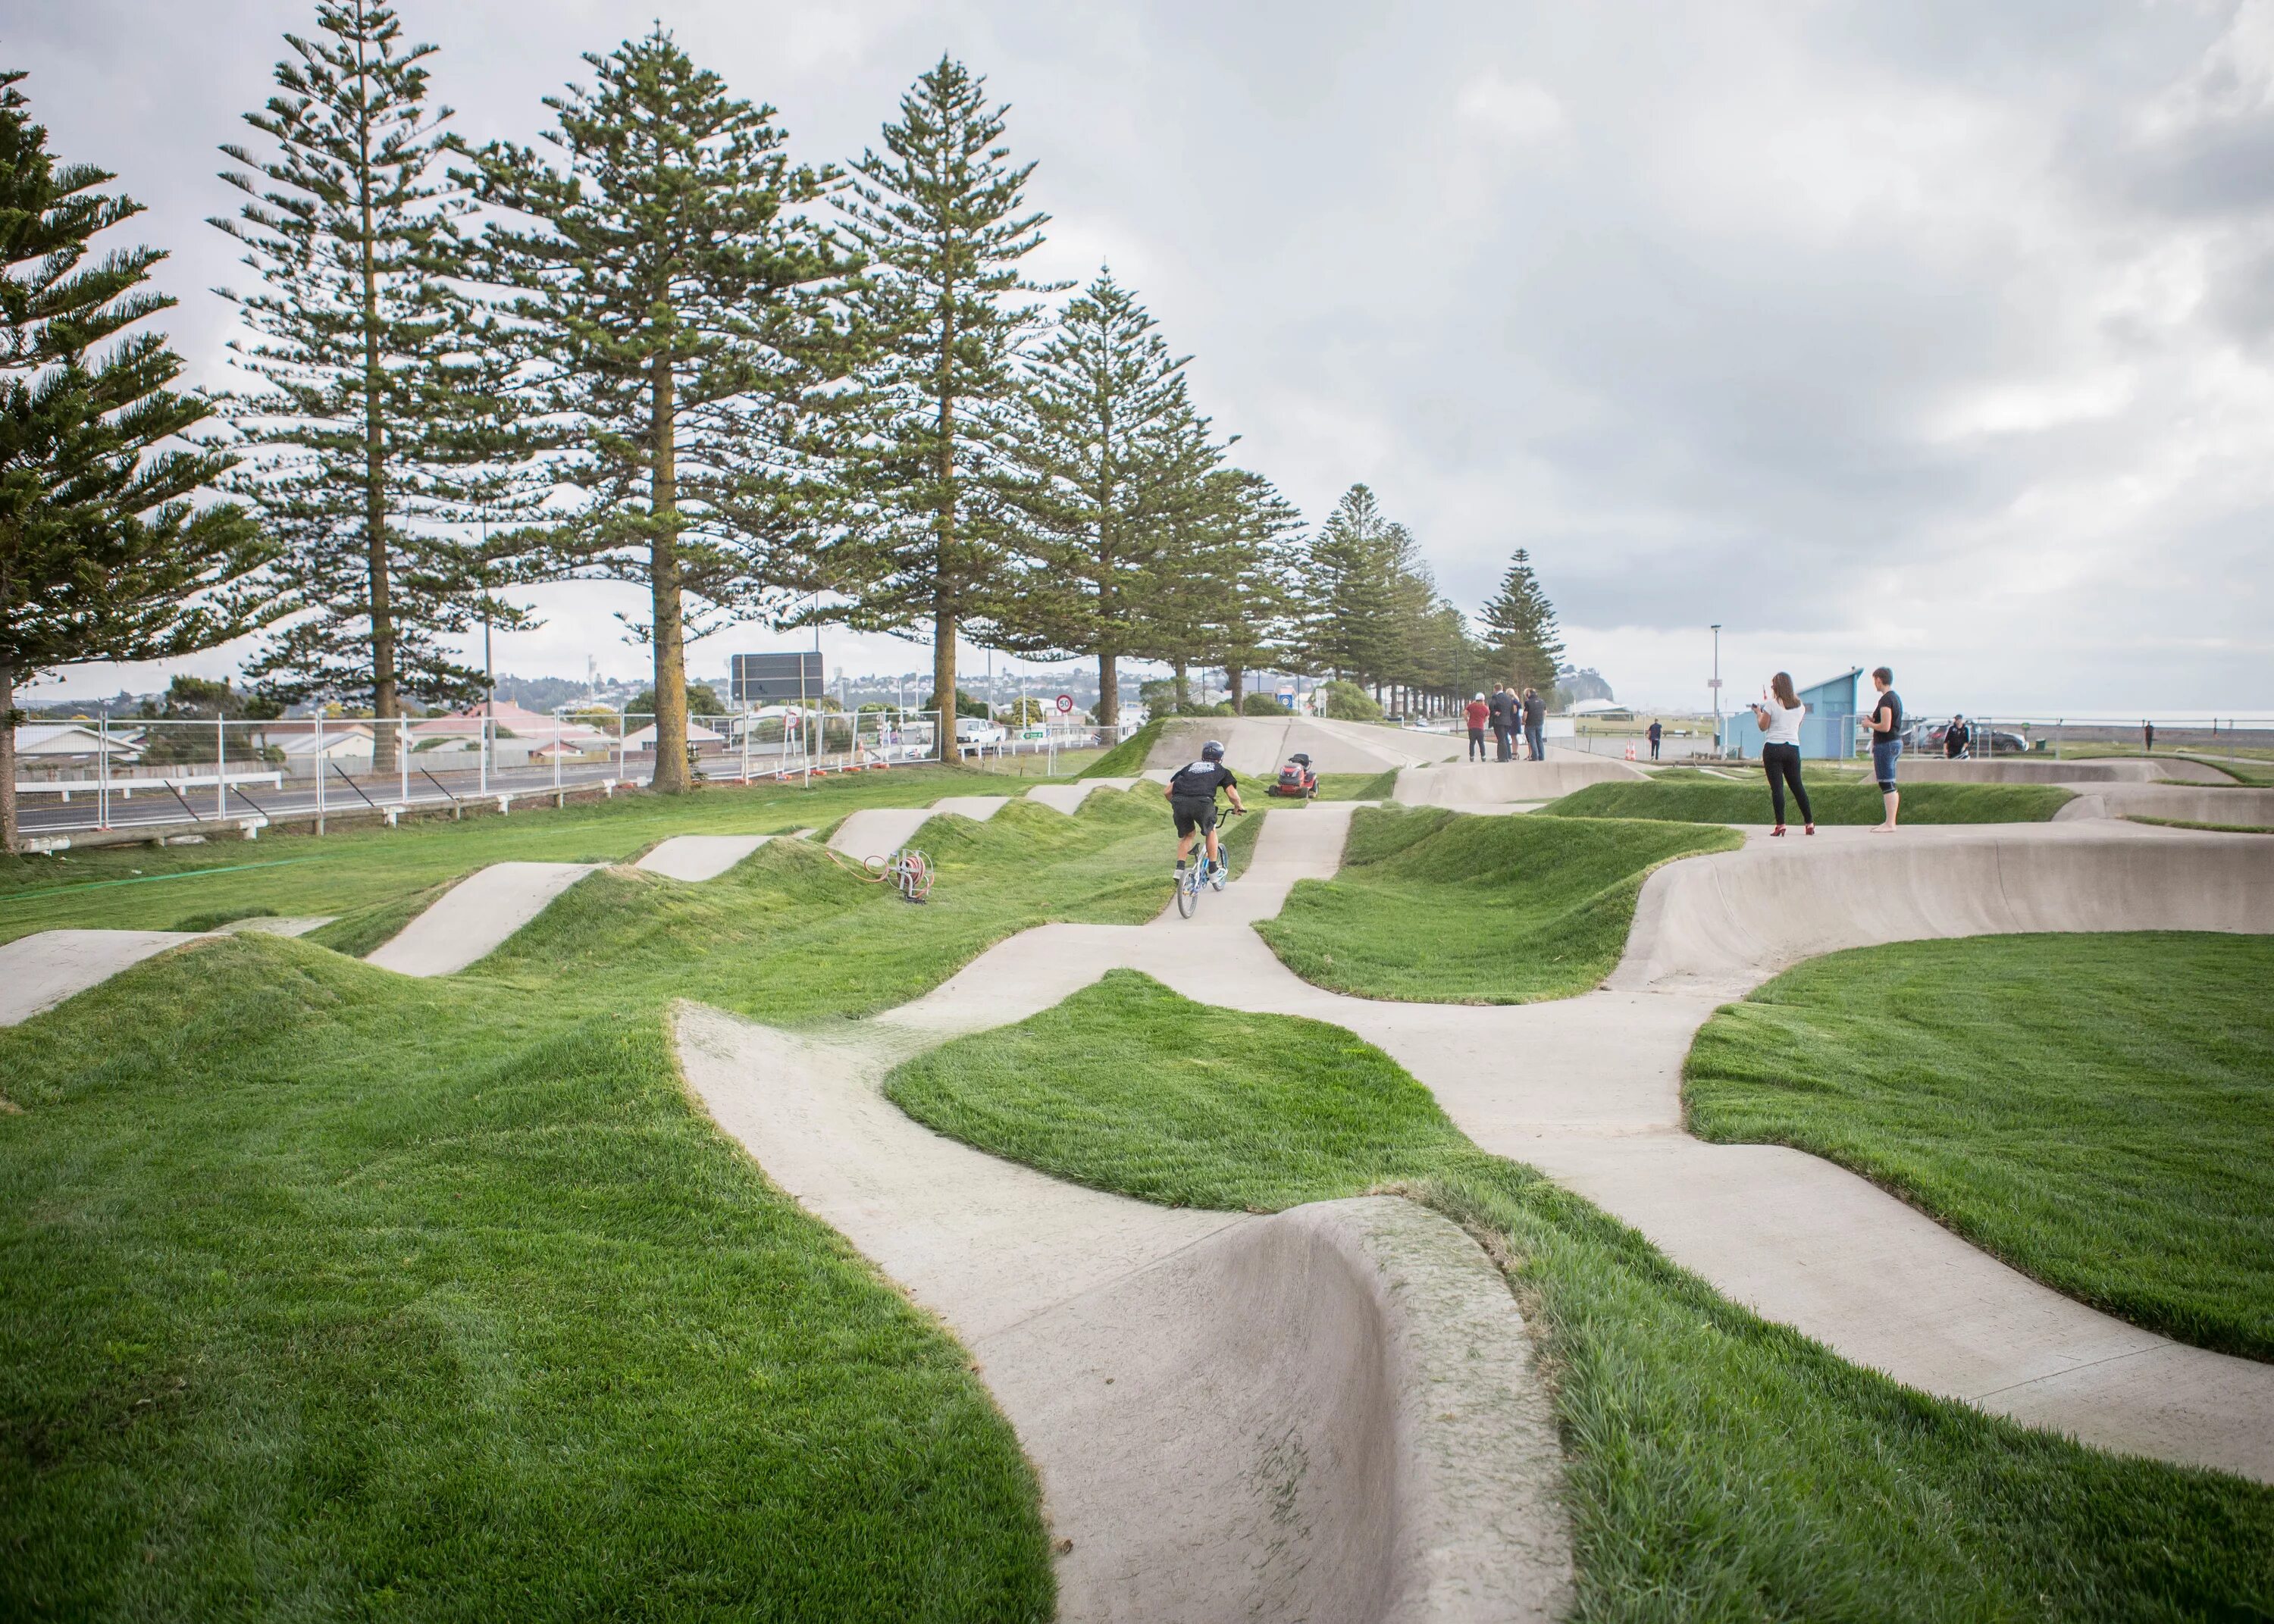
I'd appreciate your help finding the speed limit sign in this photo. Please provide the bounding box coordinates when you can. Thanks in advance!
[1056,693,1073,713]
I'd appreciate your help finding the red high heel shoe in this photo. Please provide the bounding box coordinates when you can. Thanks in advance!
[1771,825,1787,836]
[1804,824,1815,835]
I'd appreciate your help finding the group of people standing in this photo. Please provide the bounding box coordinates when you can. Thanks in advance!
[1464,684,1548,762]
[1747,664,1906,834]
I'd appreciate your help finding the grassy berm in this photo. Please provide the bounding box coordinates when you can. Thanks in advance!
[886,971,2274,1622]
[1688,931,2274,1360]
[0,788,1188,1621]
[1257,808,1740,1002]
[1552,777,2072,823]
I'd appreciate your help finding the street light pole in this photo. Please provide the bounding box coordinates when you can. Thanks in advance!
[1710,624,1722,756]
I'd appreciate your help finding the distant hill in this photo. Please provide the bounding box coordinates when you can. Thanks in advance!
[1557,665,1615,704]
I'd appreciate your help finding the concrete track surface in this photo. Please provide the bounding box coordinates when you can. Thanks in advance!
[1902,756,2232,784]
[0,916,334,1027]
[804,809,2274,1485]
[678,1007,1572,1624]
[365,862,600,976]
[1148,716,1465,777]
[2054,782,2274,828]
[1393,758,1646,806]
[634,834,777,881]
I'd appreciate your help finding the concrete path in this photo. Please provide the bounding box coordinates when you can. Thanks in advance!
[1904,756,2232,784]
[827,796,1014,862]
[0,931,205,1026]
[1394,759,1644,806]
[1023,776,1142,814]
[2054,782,2274,828]
[859,807,2274,1483]
[0,916,336,1027]
[678,1003,1572,1622]
[366,862,599,977]
[634,834,778,881]
[1148,716,1466,777]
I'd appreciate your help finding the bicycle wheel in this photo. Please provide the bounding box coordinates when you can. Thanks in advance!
[1175,867,1198,918]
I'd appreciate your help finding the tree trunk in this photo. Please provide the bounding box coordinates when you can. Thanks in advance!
[932,275,960,737]
[1098,651,1118,728]
[649,358,691,794]
[0,660,17,855]
[359,89,398,774]
[932,609,957,731]
[1226,665,1245,707]
[1173,660,1191,710]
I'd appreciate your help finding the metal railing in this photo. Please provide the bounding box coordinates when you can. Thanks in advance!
[11,708,951,842]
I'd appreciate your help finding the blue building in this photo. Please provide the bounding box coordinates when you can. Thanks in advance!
[1718,667,1859,759]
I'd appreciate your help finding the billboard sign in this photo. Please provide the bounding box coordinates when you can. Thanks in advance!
[731,651,825,706]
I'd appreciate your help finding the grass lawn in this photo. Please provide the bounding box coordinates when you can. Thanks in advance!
[0,787,1192,1619]
[885,971,2274,1622]
[0,765,993,949]
[1256,809,1740,1003]
[1077,719,1162,777]
[1550,778,2072,824]
[1686,932,2274,1361]
[1308,770,1401,801]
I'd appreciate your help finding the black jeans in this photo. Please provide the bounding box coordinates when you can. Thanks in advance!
[1468,728,1488,760]
[1494,723,1512,761]
[1762,743,1812,825]
[1649,737,1661,759]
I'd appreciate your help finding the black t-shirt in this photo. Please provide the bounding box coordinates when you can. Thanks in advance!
[1168,761,1236,799]
[1524,694,1545,726]
[1868,690,1904,741]
[1648,721,1662,740]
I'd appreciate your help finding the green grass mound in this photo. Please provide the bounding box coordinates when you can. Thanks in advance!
[0,936,1053,1621]
[885,971,2274,1621]
[0,765,999,947]
[1077,718,1163,778]
[1551,778,2072,824]
[1687,932,2274,1361]
[1256,809,1741,1003]
[0,783,1210,1618]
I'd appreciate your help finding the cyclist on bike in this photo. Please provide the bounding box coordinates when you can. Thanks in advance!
[1167,740,1245,883]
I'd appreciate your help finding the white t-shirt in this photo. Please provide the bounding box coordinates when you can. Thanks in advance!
[1759,699,1805,746]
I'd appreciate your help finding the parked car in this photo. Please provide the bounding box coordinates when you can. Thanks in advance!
[1911,721,2032,756]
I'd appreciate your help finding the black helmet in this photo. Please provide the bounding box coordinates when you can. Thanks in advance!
[1201,740,1225,762]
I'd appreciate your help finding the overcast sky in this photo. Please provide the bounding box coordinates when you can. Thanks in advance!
[15,0,2274,715]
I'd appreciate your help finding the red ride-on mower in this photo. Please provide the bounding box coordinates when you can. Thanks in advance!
[1268,753,1319,799]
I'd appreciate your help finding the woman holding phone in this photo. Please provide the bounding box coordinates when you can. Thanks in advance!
[1750,672,1814,835]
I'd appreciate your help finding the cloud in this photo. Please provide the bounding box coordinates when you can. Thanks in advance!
[11,0,2274,713]
[1454,71,1568,146]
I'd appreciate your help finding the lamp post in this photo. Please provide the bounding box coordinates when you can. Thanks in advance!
[1709,624,1722,755]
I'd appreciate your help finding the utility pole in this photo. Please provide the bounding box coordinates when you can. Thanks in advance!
[1709,624,1723,755]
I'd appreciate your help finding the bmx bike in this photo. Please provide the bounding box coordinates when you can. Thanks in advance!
[1173,806,1244,918]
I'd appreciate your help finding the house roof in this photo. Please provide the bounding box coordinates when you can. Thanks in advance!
[13,723,137,756]
[622,721,724,746]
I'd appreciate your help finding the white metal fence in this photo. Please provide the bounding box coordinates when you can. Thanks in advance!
[10,709,955,841]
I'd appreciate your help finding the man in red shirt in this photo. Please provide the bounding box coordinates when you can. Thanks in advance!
[1464,693,1490,761]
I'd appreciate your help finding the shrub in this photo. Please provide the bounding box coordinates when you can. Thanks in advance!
[1320,680,1383,721]
[1240,692,1286,717]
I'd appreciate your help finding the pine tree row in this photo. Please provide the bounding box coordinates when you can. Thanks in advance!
[1,2,1570,849]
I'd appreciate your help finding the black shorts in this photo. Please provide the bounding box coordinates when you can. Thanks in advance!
[1171,796,1218,837]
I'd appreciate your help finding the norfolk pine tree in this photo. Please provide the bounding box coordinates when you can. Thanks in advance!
[997,271,1201,724]
[820,57,1058,726]
[1,72,272,851]
[214,1,515,766]
[456,30,845,792]
[1480,546,1564,693]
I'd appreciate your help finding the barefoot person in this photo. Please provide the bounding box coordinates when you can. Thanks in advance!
[1749,673,1814,835]
[1862,666,1904,831]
